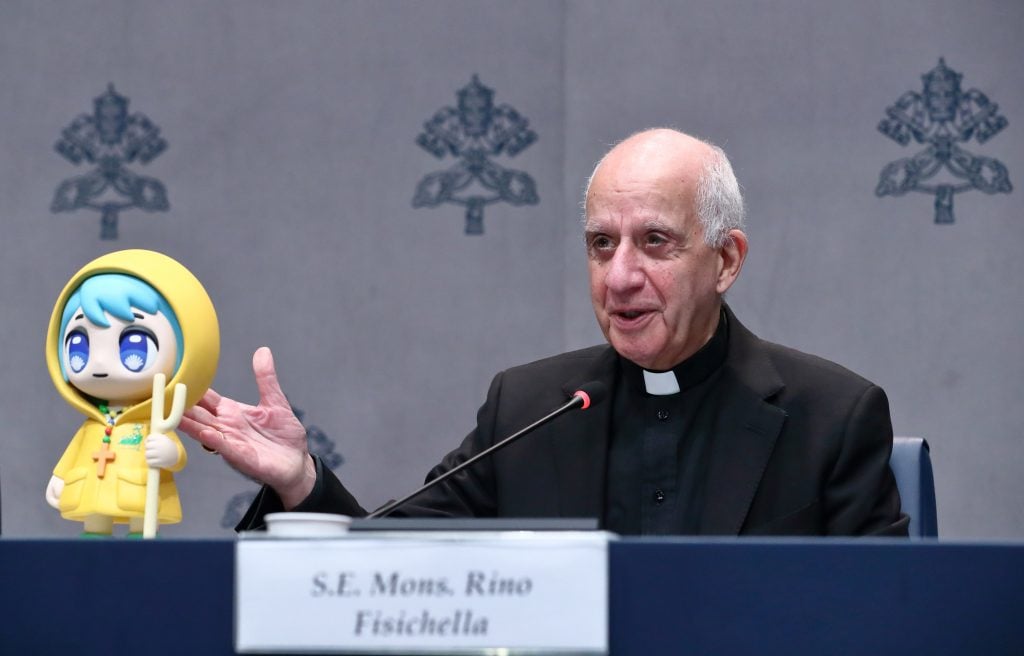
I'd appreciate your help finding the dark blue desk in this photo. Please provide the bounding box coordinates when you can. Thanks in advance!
[2,538,1022,655]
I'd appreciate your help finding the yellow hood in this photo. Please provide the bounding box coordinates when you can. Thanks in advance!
[45,249,220,423]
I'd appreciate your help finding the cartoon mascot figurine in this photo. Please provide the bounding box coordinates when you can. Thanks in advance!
[44,250,219,537]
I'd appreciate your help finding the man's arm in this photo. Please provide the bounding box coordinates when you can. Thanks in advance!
[179,351,506,530]
[235,455,368,530]
[824,384,909,536]
[359,372,506,520]
[234,373,507,529]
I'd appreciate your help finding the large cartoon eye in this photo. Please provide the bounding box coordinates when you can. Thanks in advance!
[65,330,90,373]
[119,328,159,373]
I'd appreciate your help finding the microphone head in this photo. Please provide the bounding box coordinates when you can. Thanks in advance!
[572,381,608,410]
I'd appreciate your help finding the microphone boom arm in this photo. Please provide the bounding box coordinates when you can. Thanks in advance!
[367,391,593,519]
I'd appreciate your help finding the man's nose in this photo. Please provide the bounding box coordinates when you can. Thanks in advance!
[604,243,645,292]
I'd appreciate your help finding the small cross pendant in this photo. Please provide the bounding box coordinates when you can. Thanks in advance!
[92,442,116,478]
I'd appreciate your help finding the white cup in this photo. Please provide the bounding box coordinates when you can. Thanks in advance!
[264,512,352,538]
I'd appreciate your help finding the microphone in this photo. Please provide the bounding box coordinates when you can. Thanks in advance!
[367,381,608,519]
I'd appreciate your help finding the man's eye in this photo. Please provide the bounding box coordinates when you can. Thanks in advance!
[590,236,613,250]
[645,233,667,247]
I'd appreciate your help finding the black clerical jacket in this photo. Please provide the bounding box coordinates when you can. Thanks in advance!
[241,305,908,536]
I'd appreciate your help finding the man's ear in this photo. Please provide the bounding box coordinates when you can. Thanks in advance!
[716,229,748,294]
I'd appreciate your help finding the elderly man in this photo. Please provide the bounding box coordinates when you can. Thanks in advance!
[181,129,907,536]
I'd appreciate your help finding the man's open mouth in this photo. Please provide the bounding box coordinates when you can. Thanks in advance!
[611,309,654,327]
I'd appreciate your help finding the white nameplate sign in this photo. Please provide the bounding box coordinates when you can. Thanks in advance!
[236,531,610,654]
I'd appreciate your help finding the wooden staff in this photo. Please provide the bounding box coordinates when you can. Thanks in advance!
[144,373,186,539]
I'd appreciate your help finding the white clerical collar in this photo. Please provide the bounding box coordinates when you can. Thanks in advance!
[642,369,680,396]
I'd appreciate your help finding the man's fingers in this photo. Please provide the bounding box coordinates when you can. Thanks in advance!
[178,415,209,440]
[184,403,218,427]
[195,388,224,413]
[252,346,291,409]
[197,428,226,453]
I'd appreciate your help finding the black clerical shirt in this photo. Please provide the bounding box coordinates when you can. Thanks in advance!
[603,312,729,535]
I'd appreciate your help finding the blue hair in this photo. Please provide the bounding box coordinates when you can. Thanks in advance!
[57,274,184,380]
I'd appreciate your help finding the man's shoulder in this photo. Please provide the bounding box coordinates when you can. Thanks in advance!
[501,345,610,381]
[727,306,878,395]
[478,345,611,414]
[767,339,872,381]
[752,336,879,400]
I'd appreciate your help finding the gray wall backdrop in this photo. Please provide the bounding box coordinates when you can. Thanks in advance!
[1,1,1021,538]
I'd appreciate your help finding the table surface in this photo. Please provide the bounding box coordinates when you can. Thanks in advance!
[1,537,1022,655]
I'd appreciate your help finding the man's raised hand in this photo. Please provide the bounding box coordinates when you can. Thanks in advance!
[178,346,316,508]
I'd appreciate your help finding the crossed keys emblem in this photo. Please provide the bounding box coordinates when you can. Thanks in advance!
[876,59,1012,224]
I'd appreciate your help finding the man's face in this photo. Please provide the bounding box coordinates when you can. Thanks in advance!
[585,135,736,371]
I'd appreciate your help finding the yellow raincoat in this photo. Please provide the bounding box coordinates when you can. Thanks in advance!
[45,250,219,524]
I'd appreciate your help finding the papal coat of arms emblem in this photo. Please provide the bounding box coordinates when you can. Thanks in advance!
[413,75,539,235]
[876,59,1012,224]
[52,84,170,239]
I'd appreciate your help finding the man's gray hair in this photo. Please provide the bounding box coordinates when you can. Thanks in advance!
[583,132,746,248]
[696,145,746,248]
